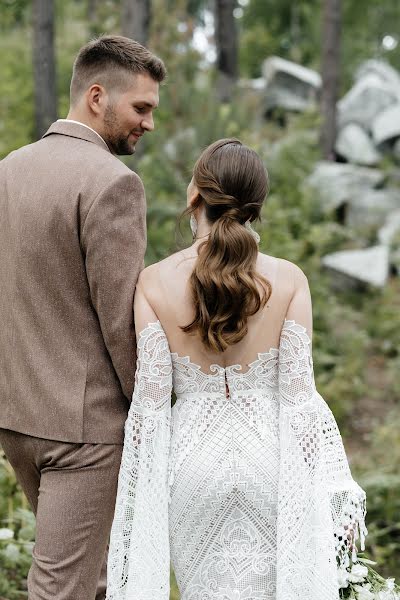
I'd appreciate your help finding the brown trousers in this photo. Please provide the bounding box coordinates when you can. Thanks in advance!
[0,428,123,600]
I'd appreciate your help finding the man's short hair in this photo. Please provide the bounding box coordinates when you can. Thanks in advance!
[70,35,167,104]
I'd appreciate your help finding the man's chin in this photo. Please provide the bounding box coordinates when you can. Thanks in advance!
[119,146,136,156]
[112,142,136,156]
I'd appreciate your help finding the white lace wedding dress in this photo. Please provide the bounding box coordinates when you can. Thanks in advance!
[106,316,367,600]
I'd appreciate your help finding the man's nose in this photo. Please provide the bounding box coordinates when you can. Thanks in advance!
[142,113,154,132]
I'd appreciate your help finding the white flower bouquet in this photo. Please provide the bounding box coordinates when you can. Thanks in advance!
[339,556,400,599]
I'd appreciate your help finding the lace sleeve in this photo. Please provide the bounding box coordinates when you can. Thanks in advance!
[276,320,367,600]
[316,393,367,567]
[106,321,173,600]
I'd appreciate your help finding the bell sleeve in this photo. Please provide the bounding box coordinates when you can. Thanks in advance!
[276,267,367,600]
[106,320,173,600]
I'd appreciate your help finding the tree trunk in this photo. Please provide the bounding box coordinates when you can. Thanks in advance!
[32,0,57,140]
[214,0,238,102]
[121,0,151,46]
[320,0,341,160]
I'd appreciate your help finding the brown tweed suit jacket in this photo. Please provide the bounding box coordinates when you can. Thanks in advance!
[0,121,146,444]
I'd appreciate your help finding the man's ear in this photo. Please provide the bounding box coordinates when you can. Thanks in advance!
[86,84,107,116]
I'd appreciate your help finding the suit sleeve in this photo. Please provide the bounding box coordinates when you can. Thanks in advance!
[81,171,146,400]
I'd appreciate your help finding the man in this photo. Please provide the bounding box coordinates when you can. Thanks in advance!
[0,35,166,599]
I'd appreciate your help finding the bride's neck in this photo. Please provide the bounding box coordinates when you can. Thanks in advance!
[194,211,212,240]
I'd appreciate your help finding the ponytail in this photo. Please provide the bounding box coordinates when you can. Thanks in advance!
[181,139,271,352]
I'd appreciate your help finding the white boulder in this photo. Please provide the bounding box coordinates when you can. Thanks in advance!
[371,104,400,146]
[306,161,384,212]
[337,74,400,131]
[355,60,400,90]
[378,209,400,246]
[322,245,390,288]
[335,123,381,166]
[262,56,321,113]
[346,189,400,229]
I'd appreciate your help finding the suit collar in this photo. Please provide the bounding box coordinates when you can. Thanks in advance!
[42,120,111,153]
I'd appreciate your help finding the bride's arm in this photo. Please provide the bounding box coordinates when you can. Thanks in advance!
[276,263,367,598]
[284,264,313,337]
[107,275,172,600]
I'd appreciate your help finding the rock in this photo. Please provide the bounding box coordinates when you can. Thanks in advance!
[335,123,381,166]
[337,74,399,131]
[238,77,266,92]
[378,209,400,246]
[345,189,400,229]
[355,59,400,90]
[322,245,390,288]
[262,56,321,113]
[371,104,400,146]
[305,161,384,212]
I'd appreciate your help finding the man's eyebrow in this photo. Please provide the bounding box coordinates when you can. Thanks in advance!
[134,101,158,109]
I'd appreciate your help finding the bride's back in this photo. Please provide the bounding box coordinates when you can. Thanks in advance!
[139,248,299,373]
[135,138,311,372]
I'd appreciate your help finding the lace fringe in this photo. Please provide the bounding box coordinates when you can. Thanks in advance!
[334,486,368,569]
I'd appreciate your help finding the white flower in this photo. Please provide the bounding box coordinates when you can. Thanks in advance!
[338,568,350,588]
[353,582,374,600]
[0,528,14,540]
[375,591,398,600]
[348,563,369,583]
[386,579,396,591]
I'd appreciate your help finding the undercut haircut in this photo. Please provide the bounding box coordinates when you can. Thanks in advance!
[70,35,166,105]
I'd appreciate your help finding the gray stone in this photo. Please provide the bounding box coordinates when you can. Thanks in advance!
[322,245,390,288]
[345,189,400,229]
[355,60,400,90]
[238,77,266,92]
[378,210,400,246]
[371,104,400,146]
[335,123,381,166]
[262,56,321,113]
[305,161,385,212]
[337,74,399,131]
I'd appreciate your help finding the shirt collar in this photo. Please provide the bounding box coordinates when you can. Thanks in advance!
[56,119,107,145]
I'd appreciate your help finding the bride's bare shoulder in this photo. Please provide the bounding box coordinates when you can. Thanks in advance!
[257,252,307,282]
[136,249,191,301]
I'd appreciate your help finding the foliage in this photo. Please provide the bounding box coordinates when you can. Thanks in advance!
[0,452,35,598]
[352,410,400,578]
[238,0,400,92]
[0,0,30,30]
[338,555,400,599]
[239,0,321,76]
[0,0,400,596]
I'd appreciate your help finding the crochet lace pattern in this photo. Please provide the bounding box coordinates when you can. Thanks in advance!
[106,320,366,600]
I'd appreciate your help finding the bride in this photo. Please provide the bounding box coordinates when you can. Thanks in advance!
[106,139,367,600]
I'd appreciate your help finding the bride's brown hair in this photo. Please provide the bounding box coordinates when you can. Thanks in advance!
[181,138,271,353]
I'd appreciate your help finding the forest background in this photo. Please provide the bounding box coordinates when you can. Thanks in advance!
[0,0,399,598]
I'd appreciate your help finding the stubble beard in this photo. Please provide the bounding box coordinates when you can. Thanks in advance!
[103,104,136,156]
